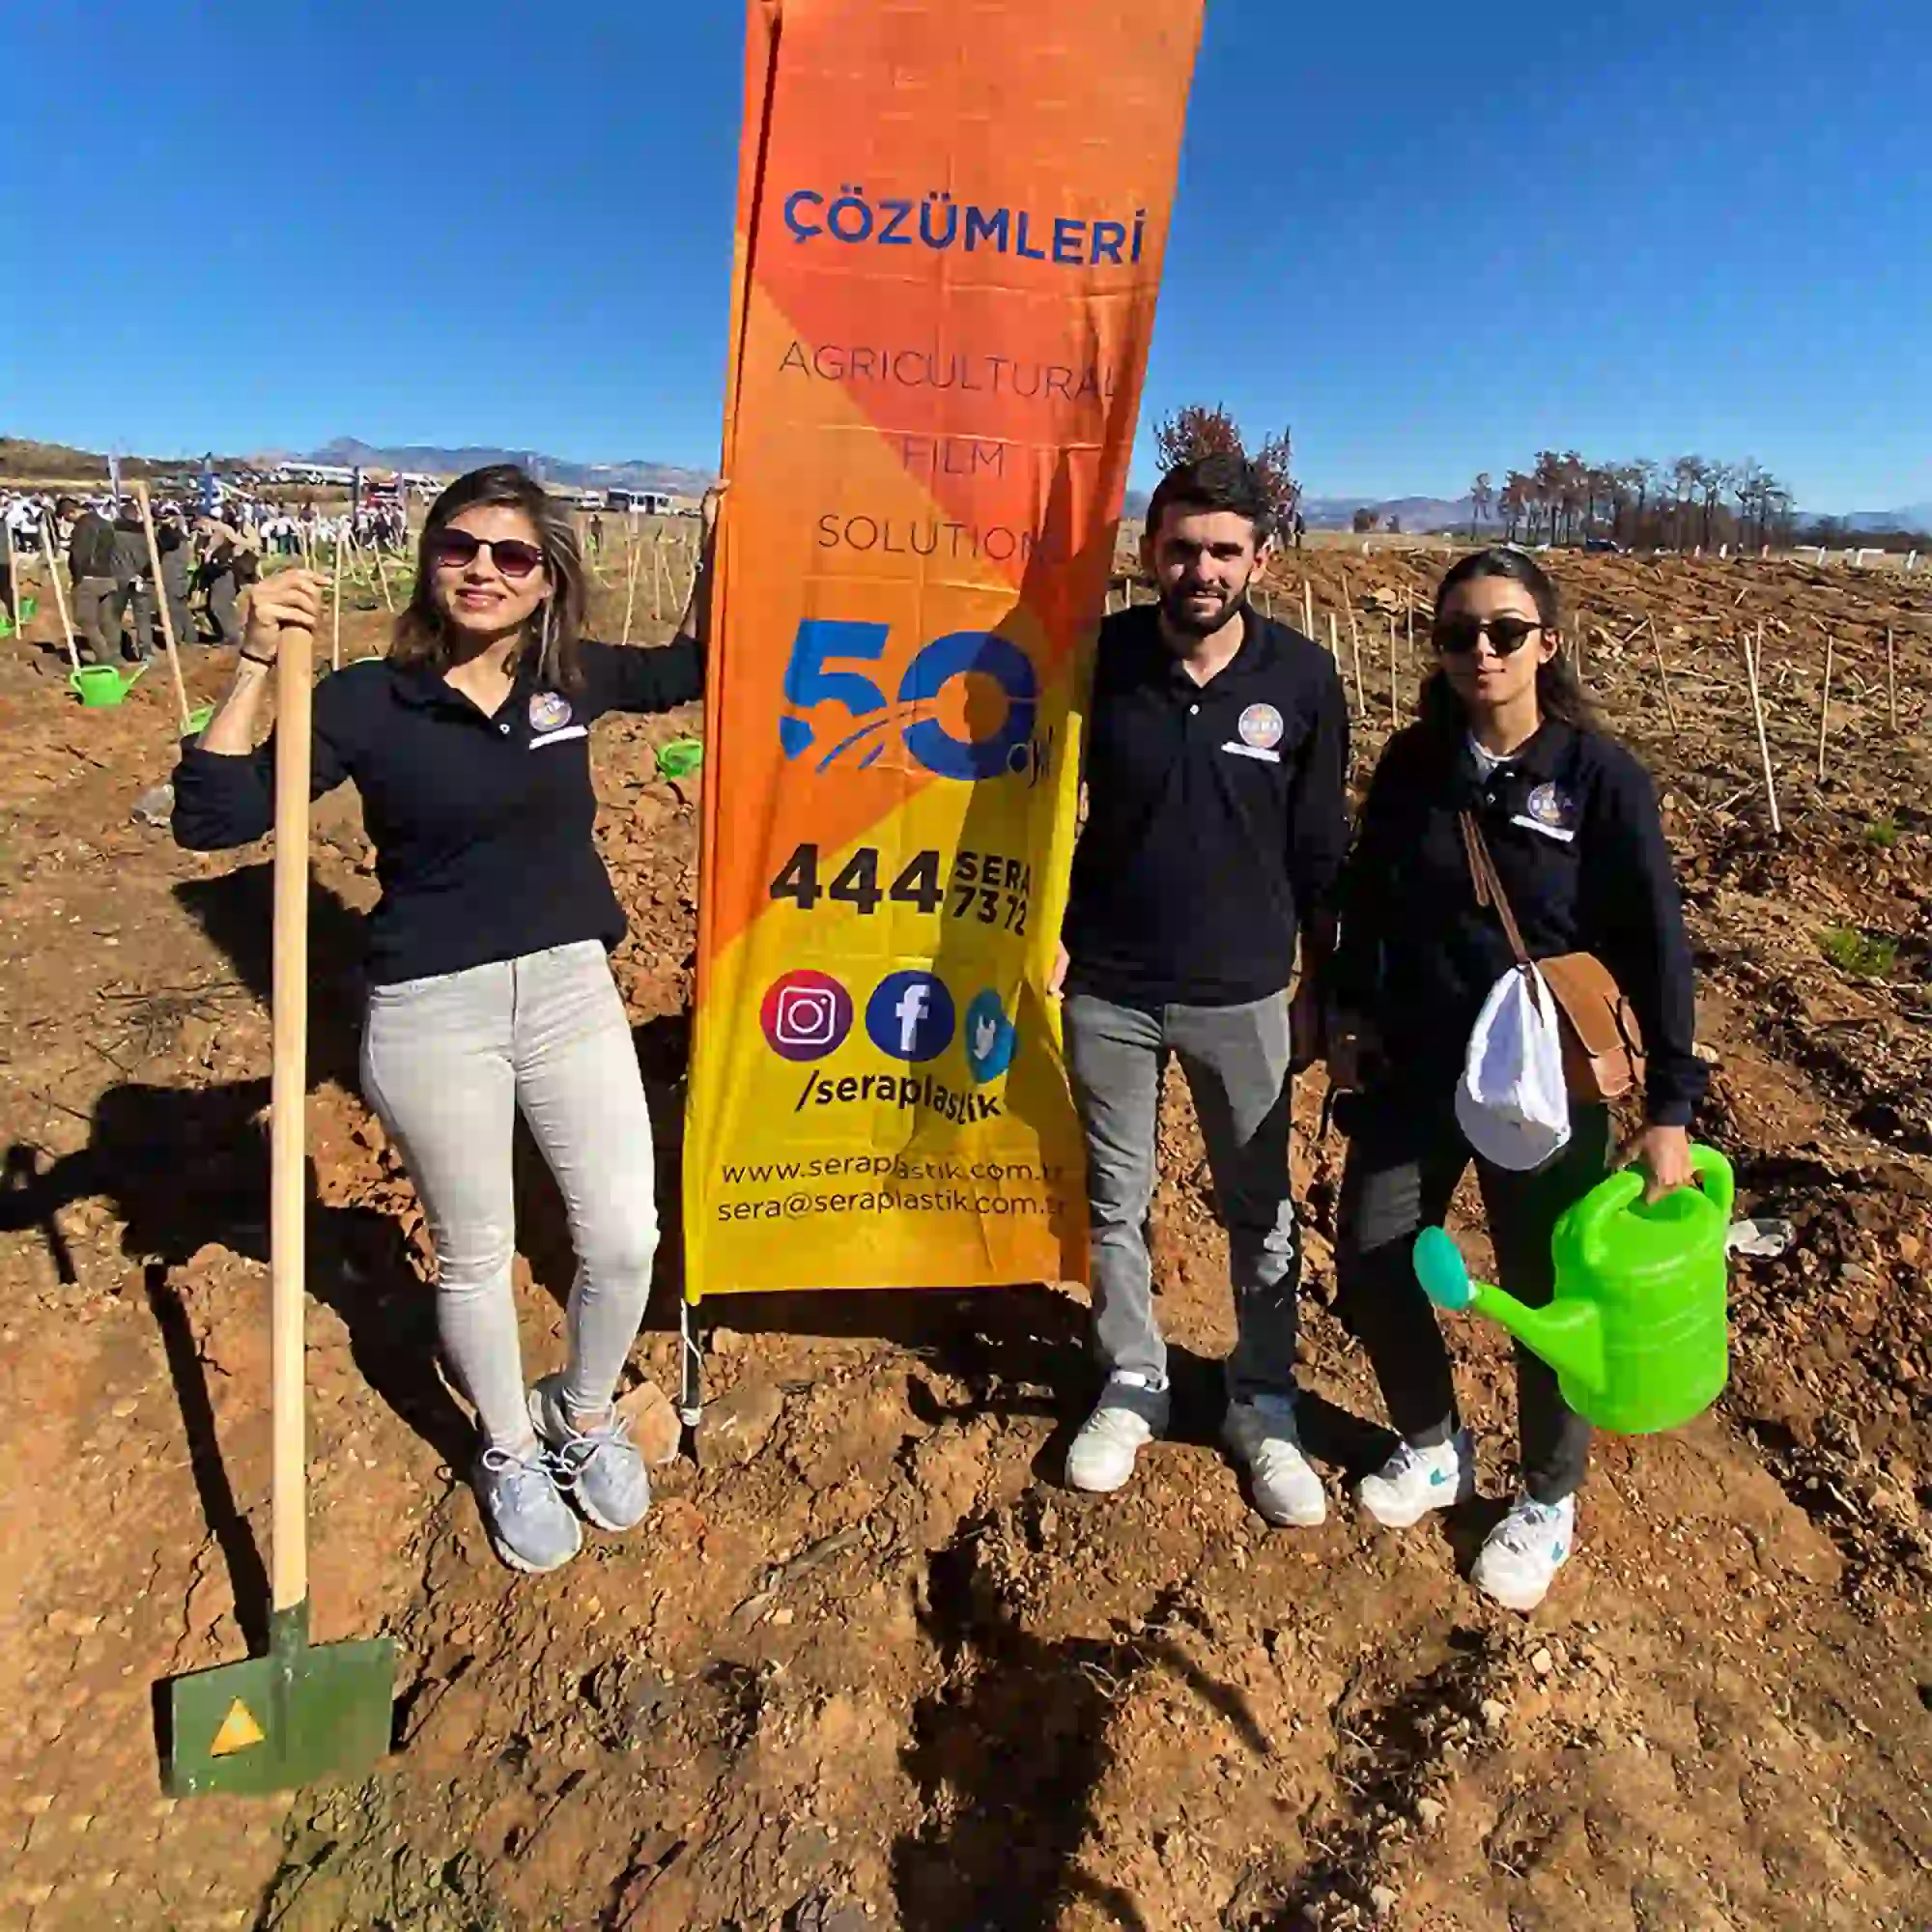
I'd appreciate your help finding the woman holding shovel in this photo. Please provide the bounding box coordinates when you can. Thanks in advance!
[174,465,721,1575]
[1326,547,1704,1611]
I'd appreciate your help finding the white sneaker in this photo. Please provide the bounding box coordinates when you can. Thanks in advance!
[1472,1492,1576,1611]
[1065,1399,1156,1493]
[1357,1430,1476,1529]
[1223,1400,1327,1526]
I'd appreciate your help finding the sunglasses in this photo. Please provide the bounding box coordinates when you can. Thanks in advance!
[1435,614,1542,658]
[426,530,547,579]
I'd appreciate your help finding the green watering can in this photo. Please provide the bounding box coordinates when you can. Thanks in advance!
[71,662,147,707]
[1413,1145,1734,1434]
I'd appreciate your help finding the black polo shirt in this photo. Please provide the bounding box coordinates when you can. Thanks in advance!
[1063,602,1350,1008]
[1331,715,1707,1124]
[172,638,701,985]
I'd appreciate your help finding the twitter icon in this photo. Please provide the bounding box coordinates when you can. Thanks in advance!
[963,989,1017,1084]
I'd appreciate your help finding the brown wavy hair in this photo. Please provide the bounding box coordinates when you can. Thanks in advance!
[1417,545,1602,735]
[390,465,587,694]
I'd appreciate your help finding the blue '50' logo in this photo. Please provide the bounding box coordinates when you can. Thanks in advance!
[777,619,1039,781]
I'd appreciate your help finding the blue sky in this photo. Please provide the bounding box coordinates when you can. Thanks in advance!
[2,0,1925,510]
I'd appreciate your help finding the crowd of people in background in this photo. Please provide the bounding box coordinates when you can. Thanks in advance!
[0,484,412,668]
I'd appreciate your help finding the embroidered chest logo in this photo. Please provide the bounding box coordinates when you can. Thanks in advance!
[528,691,572,733]
[1525,782,1574,829]
[1237,702,1285,751]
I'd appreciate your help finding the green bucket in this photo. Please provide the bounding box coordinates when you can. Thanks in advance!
[71,663,147,707]
[656,738,703,780]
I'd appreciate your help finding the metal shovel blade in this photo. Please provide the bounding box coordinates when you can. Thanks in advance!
[165,1601,396,1798]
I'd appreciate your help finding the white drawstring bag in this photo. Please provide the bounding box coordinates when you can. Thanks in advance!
[1455,962,1572,1171]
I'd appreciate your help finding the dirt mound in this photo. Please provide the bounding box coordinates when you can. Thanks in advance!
[0,555,1928,1929]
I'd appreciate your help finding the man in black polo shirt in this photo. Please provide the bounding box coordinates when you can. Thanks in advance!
[1054,453,1350,1523]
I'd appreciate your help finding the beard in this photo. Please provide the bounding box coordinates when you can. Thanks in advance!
[1159,574,1250,639]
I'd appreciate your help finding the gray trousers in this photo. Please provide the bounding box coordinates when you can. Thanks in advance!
[359,940,660,1450]
[1064,990,1299,1426]
[120,579,157,657]
[72,576,125,664]
[205,568,241,644]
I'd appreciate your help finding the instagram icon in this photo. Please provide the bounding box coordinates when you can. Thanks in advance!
[759,969,855,1063]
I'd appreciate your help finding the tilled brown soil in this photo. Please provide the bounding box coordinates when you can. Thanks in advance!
[0,551,1927,1930]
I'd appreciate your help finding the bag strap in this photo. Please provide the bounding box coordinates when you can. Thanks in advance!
[1459,810,1530,965]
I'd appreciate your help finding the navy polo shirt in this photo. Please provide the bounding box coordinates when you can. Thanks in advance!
[172,638,701,985]
[1332,716,1707,1124]
[1063,602,1350,1008]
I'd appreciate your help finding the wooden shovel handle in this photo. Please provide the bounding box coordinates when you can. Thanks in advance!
[270,620,314,1613]
[132,482,194,734]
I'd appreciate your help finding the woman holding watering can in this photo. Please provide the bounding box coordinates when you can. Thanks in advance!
[174,467,723,1576]
[1326,547,1705,1610]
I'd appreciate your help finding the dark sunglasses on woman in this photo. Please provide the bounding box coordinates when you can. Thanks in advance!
[426,530,547,579]
[1434,613,1542,657]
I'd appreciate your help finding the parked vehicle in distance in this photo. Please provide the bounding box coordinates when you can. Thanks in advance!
[1583,536,1624,554]
[606,488,675,516]
[577,490,609,510]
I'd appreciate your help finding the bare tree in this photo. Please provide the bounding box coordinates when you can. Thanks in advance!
[1532,450,1563,544]
[1500,470,1531,544]
[1731,460,1765,548]
[1469,471,1493,539]
[1625,458,1659,548]
[1699,462,1732,550]
[1671,457,1704,551]
[1152,403,1300,536]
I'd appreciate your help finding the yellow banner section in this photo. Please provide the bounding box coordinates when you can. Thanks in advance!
[685,0,1203,1298]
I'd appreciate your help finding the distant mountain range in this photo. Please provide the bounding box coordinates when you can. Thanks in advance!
[302,439,711,499]
[1841,503,1932,534]
[1303,495,1479,532]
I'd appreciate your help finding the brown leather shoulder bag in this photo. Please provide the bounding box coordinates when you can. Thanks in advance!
[1459,810,1644,1104]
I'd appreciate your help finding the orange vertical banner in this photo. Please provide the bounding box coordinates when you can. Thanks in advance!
[687,0,1202,1299]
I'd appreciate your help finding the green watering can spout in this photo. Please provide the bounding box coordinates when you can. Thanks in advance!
[1414,1226,1608,1393]
[1412,1145,1734,1435]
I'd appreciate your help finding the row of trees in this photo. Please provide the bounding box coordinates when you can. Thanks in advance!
[1152,404,1300,530]
[1135,412,1918,553]
[1468,452,1796,553]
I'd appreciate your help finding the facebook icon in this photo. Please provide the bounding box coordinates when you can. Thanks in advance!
[865,971,956,1064]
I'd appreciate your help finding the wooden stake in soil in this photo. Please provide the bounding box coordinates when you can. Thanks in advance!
[1387,613,1399,730]
[37,520,81,673]
[1328,610,1339,664]
[133,483,195,734]
[1816,632,1834,783]
[1886,626,1898,732]
[1346,587,1366,720]
[1646,615,1681,737]
[1302,579,1314,639]
[1744,620,1782,836]
[621,534,640,645]
[372,543,395,614]
[650,536,666,625]
[330,527,344,672]
[1405,586,1413,669]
